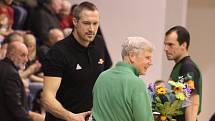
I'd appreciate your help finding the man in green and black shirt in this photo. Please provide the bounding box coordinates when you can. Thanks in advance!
[164,26,202,121]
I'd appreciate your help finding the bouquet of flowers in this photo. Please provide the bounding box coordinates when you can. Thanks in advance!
[148,73,195,121]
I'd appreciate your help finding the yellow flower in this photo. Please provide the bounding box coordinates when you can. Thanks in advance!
[175,93,185,100]
[156,87,167,95]
[160,115,167,121]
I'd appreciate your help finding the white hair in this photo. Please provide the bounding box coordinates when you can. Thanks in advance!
[121,36,155,57]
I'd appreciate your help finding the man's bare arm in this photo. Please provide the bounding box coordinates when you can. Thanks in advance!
[185,94,199,121]
[41,76,91,121]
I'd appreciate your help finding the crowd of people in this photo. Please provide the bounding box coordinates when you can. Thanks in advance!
[0,0,204,121]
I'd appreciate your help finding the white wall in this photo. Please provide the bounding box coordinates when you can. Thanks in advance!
[162,0,188,80]
[187,0,215,120]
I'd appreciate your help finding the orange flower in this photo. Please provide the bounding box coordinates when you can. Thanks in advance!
[160,115,167,121]
[186,80,195,89]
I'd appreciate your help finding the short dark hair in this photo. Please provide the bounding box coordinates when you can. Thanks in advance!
[73,1,98,20]
[165,26,190,49]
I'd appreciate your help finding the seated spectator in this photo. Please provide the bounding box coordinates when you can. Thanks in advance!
[0,14,10,40]
[0,35,44,121]
[0,32,41,83]
[0,0,14,37]
[37,28,64,65]
[22,34,44,111]
[23,33,43,83]
[27,0,62,44]
[12,1,28,30]
[0,32,24,59]
[0,0,27,35]
[58,0,73,29]
[4,31,24,43]
[0,41,39,121]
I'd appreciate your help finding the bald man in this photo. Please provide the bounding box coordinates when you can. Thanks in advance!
[37,28,64,65]
[48,28,64,45]
[0,41,33,121]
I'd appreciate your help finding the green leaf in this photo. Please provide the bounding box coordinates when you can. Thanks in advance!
[155,96,162,103]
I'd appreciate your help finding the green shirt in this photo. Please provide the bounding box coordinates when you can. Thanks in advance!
[92,61,153,121]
